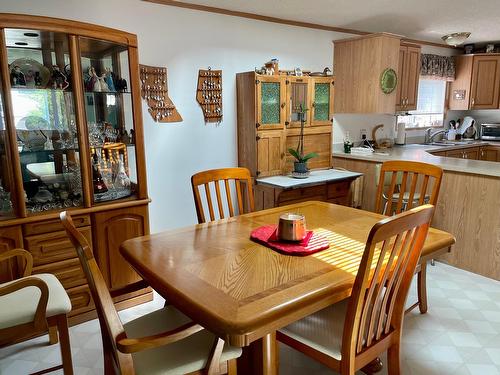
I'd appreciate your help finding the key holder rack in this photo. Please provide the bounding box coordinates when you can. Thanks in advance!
[140,64,182,123]
[196,67,222,124]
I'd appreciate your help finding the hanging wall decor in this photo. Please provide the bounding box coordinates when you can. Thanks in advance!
[196,67,222,124]
[140,64,182,123]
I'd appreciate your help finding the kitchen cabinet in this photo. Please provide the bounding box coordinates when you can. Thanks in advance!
[470,55,500,109]
[333,33,402,114]
[448,55,473,110]
[396,43,421,111]
[433,146,480,160]
[479,146,500,161]
[0,13,151,329]
[237,71,333,178]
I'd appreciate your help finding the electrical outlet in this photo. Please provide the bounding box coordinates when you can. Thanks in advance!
[360,129,367,140]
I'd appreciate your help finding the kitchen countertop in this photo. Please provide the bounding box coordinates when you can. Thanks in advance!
[256,169,362,189]
[332,141,500,178]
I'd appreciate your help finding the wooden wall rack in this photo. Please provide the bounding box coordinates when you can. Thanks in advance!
[196,67,222,124]
[140,64,182,123]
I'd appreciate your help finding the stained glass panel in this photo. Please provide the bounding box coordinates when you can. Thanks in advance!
[314,83,330,122]
[261,82,280,124]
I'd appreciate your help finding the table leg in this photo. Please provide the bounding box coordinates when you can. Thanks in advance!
[237,332,278,375]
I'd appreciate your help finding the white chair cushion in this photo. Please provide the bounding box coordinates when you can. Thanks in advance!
[279,299,348,361]
[0,273,71,330]
[124,306,242,375]
[392,191,425,201]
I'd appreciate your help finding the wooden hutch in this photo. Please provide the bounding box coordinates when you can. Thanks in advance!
[236,71,360,209]
[0,14,150,326]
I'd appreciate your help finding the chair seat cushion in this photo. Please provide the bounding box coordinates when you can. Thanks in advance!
[124,306,242,375]
[0,274,71,330]
[279,299,348,361]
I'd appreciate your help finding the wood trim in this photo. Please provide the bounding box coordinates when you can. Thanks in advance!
[0,199,151,228]
[0,29,26,218]
[69,35,93,208]
[142,0,458,50]
[0,13,137,46]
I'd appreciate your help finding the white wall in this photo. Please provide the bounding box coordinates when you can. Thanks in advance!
[0,0,355,231]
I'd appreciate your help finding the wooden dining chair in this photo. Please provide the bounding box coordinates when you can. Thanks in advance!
[0,249,73,374]
[277,204,435,375]
[375,160,443,314]
[60,211,241,375]
[191,167,254,224]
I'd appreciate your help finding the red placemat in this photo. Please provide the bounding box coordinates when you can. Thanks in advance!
[250,225,329,256]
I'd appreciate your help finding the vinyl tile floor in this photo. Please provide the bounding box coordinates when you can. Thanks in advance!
[1,262,500,375]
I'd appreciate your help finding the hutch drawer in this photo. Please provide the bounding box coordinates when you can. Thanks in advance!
[67,284,94,317]
[33,258,86,290]
[23,215,91,236]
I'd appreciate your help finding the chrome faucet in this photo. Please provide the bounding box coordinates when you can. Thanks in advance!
[424,129,447,144]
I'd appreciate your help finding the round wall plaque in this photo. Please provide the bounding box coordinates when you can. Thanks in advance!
[380,68,397,94]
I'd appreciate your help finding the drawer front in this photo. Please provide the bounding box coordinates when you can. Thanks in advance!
[326,181,351,199]
[278,185,326,203]
[327,196,350,206]
[67,284,94,317]
[25,227,93,266]
[33,258,86,289]
[24,214,91,236]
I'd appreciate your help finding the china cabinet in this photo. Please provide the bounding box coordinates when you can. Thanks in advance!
[236,71,334,178]
[0,14,150,327]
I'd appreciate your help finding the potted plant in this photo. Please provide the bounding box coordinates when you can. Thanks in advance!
[288,104,318,176]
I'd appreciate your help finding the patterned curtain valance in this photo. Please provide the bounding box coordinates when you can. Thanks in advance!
[420,54,455,81]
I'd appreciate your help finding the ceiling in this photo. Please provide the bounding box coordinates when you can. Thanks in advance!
[168,0,500,45]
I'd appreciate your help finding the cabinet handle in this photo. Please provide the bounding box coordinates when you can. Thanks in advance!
[312,102,316,108]
[281,102,286,109]
[471,98,475,106]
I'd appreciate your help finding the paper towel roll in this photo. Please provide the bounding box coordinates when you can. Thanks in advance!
[396,123,406,145]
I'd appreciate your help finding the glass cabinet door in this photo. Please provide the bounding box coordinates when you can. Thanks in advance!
[257,76,284,129]
[286,77,310,128]
[79,37,136,203]
[5,29,84,213]
[0,75,14,219]
[311,78,334,126]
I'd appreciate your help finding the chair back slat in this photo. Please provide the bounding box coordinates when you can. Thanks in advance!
[375,161,443,216]
[191,167,254,224]
[224,179,234,217]
[342,205,434,361]
[214,180,225,220]
[60,211,134,373]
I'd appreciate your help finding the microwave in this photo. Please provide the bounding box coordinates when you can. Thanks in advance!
[480,124,500,140]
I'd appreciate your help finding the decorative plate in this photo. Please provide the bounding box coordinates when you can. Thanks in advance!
[10,58,50,88]
[380,68,397,94]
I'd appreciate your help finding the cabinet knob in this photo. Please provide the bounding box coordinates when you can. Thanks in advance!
[312,102,316,108]
[471,98,475,106]
[281,102,286,109]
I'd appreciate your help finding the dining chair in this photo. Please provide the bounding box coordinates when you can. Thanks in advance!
[375,160,443,314]
[60,211,241,375]
[191,167,254,224]
[0,249,73,374]
[277,204,435,375]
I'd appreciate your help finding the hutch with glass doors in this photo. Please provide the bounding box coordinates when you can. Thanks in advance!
[0,14,150,327]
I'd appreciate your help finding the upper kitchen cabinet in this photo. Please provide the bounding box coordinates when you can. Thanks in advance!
[334,33,401,114]
[396,43,421,111]
[449,54,500,110]
[448,55,473,110]
[470,55,500,109]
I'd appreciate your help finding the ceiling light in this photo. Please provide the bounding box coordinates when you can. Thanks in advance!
[441,32,471,46]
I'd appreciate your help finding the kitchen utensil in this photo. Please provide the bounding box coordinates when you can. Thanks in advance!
[457,116,475,136]
[278,213,306,241]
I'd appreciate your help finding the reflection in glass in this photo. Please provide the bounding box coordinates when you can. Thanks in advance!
[6,29,83,213]
[0,85,14,219]
[290,82,308,123]
[80,37,137,203]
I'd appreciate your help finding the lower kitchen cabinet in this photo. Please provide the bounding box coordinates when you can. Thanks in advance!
[479,146,500,161]
[93,205,150,291]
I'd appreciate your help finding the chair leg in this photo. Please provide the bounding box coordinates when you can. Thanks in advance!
[48,324,58,345]
[387,342,401,375]
[55,314,73,375]
[227,359,237,375]
[417,262,428,314]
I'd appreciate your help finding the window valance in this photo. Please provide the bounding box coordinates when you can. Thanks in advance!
[420,54,455,81]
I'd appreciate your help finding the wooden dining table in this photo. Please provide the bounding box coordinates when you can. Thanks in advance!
[120,201,455,374]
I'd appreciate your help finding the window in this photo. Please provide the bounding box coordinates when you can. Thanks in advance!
[400,79,446,129]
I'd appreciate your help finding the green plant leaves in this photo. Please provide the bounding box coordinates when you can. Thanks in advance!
[287,148,318,162]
